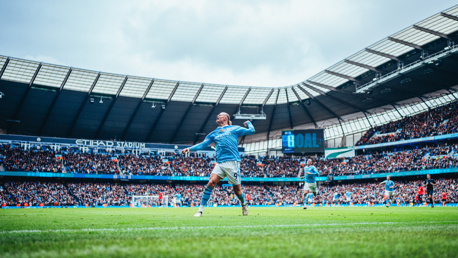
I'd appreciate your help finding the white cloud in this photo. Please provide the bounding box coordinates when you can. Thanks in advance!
[1,0,457,87]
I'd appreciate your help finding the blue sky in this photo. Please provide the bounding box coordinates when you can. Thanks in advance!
[0,0,456,87]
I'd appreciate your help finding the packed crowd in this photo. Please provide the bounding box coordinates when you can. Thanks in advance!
[0,181,273,207]
[315,144,458,176]
[313,178,458,205]
[357,101,458,146]
[2,177,456,207]
[2,144,458,178]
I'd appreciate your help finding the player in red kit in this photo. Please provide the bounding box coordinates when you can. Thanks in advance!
[442,192,447,206]
[417,185,425,206]
[159,192,163,207]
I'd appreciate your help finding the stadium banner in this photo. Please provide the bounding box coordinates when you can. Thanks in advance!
[1,168,457,182]
[0,133,244,152]
[354,132,458,150]
[324,147,355,159]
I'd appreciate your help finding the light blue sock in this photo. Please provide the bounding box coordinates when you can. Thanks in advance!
[236,192,245,205]
[200,185,214,207]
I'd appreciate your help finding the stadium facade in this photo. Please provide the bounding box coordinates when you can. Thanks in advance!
[0,5,457,154]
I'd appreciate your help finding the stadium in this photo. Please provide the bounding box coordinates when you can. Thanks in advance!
[1,2,458,257]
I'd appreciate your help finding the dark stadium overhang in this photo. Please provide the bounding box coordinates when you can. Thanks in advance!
[1,5,458,144]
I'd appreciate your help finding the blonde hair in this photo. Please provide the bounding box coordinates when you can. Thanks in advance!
[220,112,232,125]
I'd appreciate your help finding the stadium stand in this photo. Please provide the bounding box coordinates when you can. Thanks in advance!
[357,101,458,146]
[1,178,456,207]
[2,143,458,177]
[1,5,458,211]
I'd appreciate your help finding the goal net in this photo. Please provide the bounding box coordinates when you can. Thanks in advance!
[131,195,169,208]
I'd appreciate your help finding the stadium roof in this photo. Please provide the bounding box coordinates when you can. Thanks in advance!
[1,5,458,144]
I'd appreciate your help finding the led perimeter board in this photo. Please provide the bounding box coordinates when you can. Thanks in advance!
[282,129,325,154]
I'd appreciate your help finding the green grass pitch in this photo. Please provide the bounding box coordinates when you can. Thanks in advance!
[1,207,457,257]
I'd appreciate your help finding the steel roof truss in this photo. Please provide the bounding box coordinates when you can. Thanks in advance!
[291,86,317,128]
[344,59,381,72]
[0,57,10,79]
[171,84,204,143]
[324,70,360,82]
[413,25,450,39]
[95,76,128,138]
[67,72,101,137]
[7,63,42,132]
[441,12,458,22]
[145,82,180,142]
[365,48,401,62]
[120,79,155,140]
[39,68,73,135]
[193,86,228,144]
[388,37,424,50]
[297,85,343,122]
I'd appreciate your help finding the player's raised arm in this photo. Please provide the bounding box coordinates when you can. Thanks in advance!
[233,121,255,136]
[182,135,214,154]
[380,180,387,185]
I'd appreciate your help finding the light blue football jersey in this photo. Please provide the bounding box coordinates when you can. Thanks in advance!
[189,121,255,163]
[383,180,394,191]
[303,165,320,183]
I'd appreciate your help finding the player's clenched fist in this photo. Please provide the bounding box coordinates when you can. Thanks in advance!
[182,148,190,154]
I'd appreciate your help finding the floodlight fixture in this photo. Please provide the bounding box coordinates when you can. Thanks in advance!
[89,98,94,104]
[99,97,103,104]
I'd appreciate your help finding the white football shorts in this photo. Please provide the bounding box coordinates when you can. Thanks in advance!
[303,182,317,192]
[212,161,241,185]
[385,190,393,198]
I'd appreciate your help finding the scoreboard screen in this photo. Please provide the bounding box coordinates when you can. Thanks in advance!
[282,129,325,154]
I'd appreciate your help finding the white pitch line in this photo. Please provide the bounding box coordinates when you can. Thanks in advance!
[0,222,409,234]
[2,221,456,234]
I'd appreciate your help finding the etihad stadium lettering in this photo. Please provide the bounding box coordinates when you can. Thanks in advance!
[75,139,146,149]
